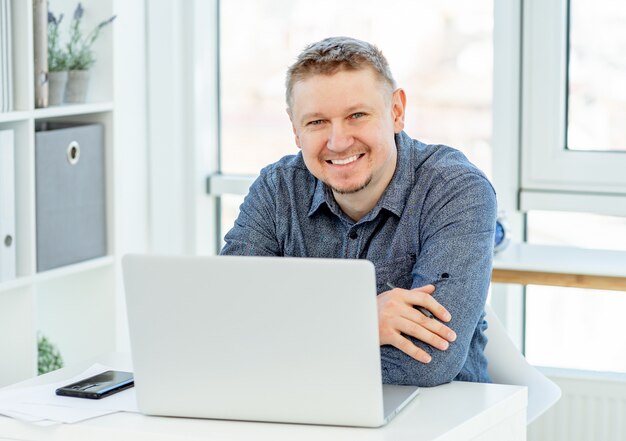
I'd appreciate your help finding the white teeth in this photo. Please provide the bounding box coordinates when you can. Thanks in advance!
[330,155,359,165]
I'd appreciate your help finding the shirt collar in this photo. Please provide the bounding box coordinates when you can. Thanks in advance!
[308,178,329,217]
[374,131,415,218]
[307,131,415,220]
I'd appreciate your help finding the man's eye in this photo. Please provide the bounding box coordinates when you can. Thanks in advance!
[351,112,365,119]
[307,120,324,126]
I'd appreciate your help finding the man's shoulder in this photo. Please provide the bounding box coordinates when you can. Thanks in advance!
[261,152,307,173]
[260,152,310,179]
[403,135,491,187]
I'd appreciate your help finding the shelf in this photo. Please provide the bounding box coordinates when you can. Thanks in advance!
[0,103,114,124]
[0,256,115,294]
[33,255,115,284]
[0,277,31,293]
[0,0,144,388]
[33,102,114,119]
[0,110,31,124]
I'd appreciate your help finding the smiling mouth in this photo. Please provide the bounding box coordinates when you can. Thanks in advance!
[326,154,364,165]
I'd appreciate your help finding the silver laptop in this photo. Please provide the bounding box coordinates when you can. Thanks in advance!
[122,254,419,427]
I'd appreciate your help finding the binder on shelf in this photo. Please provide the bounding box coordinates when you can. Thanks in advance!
[35,122,107,272]
[1,0,13,112]
[33,0,47,108]
[0,129,16,282]
[6,0,13,111]
[0,0,4,111]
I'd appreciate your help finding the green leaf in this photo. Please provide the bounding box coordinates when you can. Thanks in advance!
[37,334,64,375]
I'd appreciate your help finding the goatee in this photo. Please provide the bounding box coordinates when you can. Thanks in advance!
[330,176,372,195]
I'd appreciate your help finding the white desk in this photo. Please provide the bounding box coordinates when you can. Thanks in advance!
[0,353,527,441]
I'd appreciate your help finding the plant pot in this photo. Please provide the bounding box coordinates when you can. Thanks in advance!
[48,71,68,105]
[64,70,91,103]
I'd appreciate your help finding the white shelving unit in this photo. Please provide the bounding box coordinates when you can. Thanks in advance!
[0,0,148,387]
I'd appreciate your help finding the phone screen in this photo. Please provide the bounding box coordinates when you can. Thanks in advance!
[55,370,134,399]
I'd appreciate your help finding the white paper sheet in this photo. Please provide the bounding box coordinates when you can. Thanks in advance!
[0,363,139,424]
[0,402,115,424]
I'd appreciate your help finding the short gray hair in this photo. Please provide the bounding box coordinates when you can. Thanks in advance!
[285,36,397,110]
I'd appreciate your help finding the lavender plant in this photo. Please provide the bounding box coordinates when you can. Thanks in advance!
[65,3,116,71]
[47,11,68,72]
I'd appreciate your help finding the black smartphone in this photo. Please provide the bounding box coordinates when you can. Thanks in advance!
[55,370,134,399]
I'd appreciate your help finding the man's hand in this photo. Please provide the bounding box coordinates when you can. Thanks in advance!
[377,285,457,363]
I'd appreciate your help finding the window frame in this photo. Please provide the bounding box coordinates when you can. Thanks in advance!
[521,0,626,202]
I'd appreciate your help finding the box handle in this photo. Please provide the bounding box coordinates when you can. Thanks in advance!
[67,141,81,165]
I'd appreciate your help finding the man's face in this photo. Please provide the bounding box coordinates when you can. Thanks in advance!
[289,68,405,196]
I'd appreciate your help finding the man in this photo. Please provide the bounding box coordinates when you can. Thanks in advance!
[221,36,496,387]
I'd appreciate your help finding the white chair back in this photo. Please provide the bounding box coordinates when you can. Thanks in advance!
[484,304,562,424]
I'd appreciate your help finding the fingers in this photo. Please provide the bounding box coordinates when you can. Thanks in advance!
[399,309,456,347]
[382,314,454,364]
[378,284,457,363]
[405,287,451,323]
[388,332,433,364]
[415,284,436,295]
[406,290,457,344]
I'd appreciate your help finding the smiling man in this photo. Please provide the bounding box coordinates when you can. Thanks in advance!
[221,37,497,387]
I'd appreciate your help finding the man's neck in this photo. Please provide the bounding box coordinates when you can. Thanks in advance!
[333,190,379,222]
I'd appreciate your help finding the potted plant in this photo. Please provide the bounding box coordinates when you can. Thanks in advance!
[38,333,64,375]
[47,10,69,105]
[64,3,116,103]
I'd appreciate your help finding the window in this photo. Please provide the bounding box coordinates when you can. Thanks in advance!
[218,1,494,241]
[525,211,626,372]
[518,1,626,371]
[521,0,626,197]
[567,0,626,152]
[525,285,626,371]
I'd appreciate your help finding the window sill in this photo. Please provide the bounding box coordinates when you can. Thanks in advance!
[492,243,626,291]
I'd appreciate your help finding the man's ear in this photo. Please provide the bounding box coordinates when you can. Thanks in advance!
[287,108,302,149]
[391,88,407,133]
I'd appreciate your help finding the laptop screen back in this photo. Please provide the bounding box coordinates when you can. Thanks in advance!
[122,255,387,426]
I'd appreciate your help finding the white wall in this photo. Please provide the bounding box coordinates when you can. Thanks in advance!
[112,0,150,351]
[146,0,219,256]
[106,0,220,353]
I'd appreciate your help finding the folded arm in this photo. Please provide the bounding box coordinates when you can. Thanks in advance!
[380,173,496,387]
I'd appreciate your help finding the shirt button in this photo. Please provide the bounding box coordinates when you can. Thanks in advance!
[349,231,358,240]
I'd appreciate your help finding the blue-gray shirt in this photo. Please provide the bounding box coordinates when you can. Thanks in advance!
[221,131,496,387]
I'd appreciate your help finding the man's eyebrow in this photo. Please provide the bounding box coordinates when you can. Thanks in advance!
[300,112,325,124]
[344,104,374,113]
[299,105,374,124]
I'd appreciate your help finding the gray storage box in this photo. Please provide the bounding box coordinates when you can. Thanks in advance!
[35,122,107,271]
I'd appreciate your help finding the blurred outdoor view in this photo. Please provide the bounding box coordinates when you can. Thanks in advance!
[567,0,626,151]
[526,211,626,372]
[218,1,626,373]
[220,0,493,177]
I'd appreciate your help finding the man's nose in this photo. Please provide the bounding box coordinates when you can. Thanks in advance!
[327,123,354,152]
